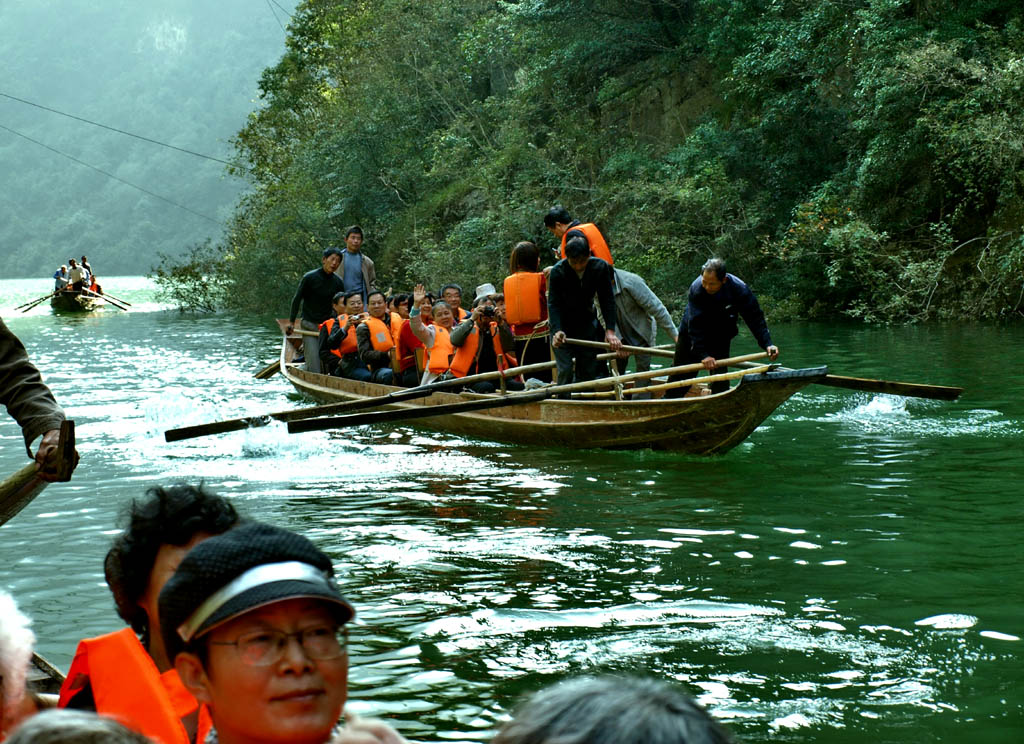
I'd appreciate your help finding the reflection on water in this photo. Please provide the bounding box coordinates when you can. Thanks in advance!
[1,281,1021,743]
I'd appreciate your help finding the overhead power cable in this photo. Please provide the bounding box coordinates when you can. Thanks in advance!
[0,121,223,225]
[0,90,252,175]
[265,0,286,32]
[269,0,294,19]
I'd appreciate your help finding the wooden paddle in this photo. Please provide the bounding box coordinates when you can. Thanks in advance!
[83,290,129,311]
[734,362,963,400]
[253,360,281,379]
[287,352,770,435]
[94,290,133,306]
[18,291,59,312]
[0,420,76,527]
[172,348,636,442]
[564,337,675,359]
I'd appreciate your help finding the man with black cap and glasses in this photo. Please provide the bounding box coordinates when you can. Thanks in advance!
[159,522,408,744]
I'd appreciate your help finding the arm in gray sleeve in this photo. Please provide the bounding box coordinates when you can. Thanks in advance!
[449,318,475,347]
[0,317,65,457]
[627,274,676,337]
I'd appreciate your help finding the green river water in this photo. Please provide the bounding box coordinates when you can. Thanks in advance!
[1,277,1020,743]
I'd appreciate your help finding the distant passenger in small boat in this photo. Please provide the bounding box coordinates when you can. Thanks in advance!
[448,284,522,393]
[287,247,345,375]
[410,284,458,385]
[58,485,240,744]
[439,283,469,322]
[53,265,69,291]
[492,675,735,744]
[318,292,353,377]
[66,259,87,292]
[396,291,433,387]
[80,256,92,277]
[665,257,779,397]
[158,522,409,744]
[611,268,678,400]
[355,290,398,385]
[0,589,39,739]
[503,241,552,383]
[543,204,614,265]
[5,709,151,744]
[548,235,622,392]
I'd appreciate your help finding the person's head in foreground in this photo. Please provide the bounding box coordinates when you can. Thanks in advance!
[491,676,736,744]
[103,484,239,672]
[0,591,36,739]
[4,709,150,744]
[158,522,355,744]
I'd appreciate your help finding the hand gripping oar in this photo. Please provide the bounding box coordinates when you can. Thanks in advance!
[286,352,770,434]
[171,350,622,442]
[0,420,76,527]
[18,291,59,312]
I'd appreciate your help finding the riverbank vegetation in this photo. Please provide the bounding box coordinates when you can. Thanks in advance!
[156,0,1024,322]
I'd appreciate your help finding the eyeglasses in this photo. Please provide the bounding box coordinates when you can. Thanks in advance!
[210,625,348,667]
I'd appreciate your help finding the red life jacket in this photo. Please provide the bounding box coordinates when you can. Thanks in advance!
[428,326,455,374]
[398,317,427,371]
[364,316,395,353]
[319,316,358,357]
[503,272,547,331]
[450,322,517,377]
[58,628,212,744]
[560,223,613,265]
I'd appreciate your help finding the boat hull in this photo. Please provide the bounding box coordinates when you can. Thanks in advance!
[279,339,826,454]
[50,290,98,312]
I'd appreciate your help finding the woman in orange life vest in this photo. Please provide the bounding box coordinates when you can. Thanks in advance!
[448,284,522,393]
[320,292,373,381]
[409,283,457,385]
[396,291,433,387]
[543,205,614,265]
[502,241,552,383]
[58,485,240,744]
[354,290,398,385]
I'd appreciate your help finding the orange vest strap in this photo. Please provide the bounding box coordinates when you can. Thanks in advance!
[58,628,195,744]
[450,323,516,378]
[560,223,613,265]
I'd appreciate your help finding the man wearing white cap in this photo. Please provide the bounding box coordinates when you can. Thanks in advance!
[448,283,520,392]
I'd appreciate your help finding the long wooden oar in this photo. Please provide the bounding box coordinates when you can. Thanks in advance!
[168,352,612,442]
[735,362,962,401]
[18,291,59,313]
[0,421,76,527]
[94,290,133,306]
[83,290,128,311]
[565,337,675,359]
[287,352,770,434]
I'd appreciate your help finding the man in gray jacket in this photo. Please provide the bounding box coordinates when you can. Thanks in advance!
[611,269,677,399]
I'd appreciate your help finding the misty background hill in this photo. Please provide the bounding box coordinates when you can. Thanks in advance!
[0,0,296,279]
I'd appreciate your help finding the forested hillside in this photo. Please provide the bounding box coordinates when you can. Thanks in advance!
[164,0,1023,321]
[0,0,295,278]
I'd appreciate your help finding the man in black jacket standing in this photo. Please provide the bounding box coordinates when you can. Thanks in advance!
[666,258,779,397]
[287,247,344,373]
[548,236,623,391]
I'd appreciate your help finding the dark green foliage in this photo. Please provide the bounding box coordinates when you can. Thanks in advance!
[183,0,1024,321]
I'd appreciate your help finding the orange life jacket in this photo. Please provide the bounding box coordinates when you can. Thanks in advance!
[560,223,613,265]
[58,628,212,744]
[427,326,455,374]
[320,316,358,357]
[450,322,518,377]
[503,272,547,327]
[389,312,404,347]
[364,316,395,353]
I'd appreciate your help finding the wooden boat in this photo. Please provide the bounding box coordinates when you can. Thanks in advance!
[28,652,65,696]
[50,289,98,312]
[277,333,828,455]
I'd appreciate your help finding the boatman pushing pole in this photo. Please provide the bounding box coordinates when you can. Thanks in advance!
[665,257,780,398]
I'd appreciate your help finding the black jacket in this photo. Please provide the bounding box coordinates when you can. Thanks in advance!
[548,258,617,339]
[681,274,772,358]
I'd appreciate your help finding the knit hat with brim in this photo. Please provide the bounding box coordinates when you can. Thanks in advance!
[158,522,354,660]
